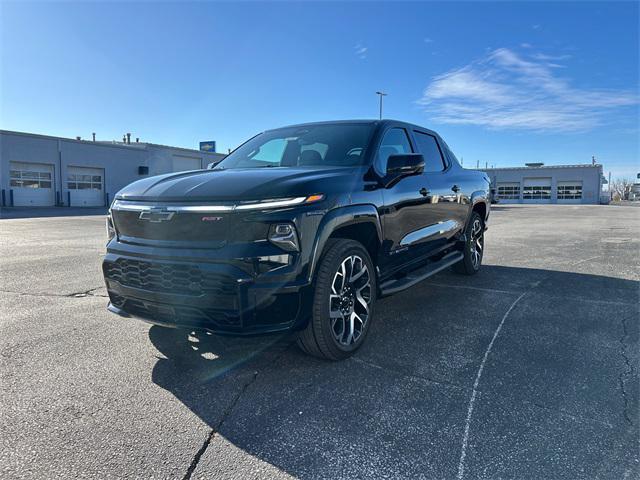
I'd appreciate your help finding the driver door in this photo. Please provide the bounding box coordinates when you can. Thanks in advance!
[378,127,433,273]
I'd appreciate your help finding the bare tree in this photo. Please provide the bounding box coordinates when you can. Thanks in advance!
[610,177,634,200]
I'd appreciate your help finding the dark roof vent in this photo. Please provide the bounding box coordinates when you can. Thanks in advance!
[525,162,544,167]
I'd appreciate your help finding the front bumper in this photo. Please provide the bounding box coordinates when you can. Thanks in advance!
[103,249,312,335]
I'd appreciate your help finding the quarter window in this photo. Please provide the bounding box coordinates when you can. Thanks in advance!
[378,128,412,171]
[413,131,445,172]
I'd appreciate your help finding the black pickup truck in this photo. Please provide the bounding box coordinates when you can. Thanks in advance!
[103,120,490,360]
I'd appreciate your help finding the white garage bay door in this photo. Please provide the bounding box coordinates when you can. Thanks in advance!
[172,155,202,172]
[9,162,55,206]
[67,166,104,207]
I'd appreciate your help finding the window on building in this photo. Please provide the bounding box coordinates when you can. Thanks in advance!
[497,182,520,199]
[412,131,445,172]
[68,174,102,190]
[10,170,52,189]
[557,182,583,200]
[522,184,551,199]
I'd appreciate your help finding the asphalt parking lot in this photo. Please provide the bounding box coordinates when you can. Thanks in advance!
[1,205,638,479]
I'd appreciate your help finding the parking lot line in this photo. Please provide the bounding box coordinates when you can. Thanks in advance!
[457,291,528,480]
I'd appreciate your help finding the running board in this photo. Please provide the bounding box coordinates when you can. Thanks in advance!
[379,251,464,297]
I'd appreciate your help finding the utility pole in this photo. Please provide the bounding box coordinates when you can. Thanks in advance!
[476,160,479,169]
[375,91,387,120]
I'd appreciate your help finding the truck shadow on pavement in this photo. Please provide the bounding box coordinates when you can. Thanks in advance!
[148,265,639,479]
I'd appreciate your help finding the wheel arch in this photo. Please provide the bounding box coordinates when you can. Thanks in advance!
[307,204,382,283]
[469,190,490,226]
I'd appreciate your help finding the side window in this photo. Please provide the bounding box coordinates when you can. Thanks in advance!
[413,131,445,172]
[378,128,412,172]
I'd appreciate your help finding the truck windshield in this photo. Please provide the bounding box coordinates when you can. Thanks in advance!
[215,124,374,169]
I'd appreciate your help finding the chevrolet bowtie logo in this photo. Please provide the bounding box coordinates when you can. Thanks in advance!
[139,209,175,223]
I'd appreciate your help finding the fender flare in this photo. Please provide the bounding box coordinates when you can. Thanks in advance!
[306,204,382,282]
[468,190,490,225]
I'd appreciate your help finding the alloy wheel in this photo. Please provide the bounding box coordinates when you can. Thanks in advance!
[329,255,372,346]
[470,218,484,269]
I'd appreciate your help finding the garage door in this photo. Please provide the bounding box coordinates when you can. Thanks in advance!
[172,155,202,172]
[523,177,552,203]
[9,162,55,206]
[67,166,104,207]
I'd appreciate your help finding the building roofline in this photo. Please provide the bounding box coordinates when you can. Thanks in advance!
[0,129,219,156]
[482,164,602,171]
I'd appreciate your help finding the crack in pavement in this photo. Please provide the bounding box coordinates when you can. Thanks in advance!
[0,286,108,299]
[618,314,634,427]
[182,370,259,480]
[181,345,292,480]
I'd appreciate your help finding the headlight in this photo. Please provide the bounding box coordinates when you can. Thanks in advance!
[235,194,324,211]
[106,214,116,242]
[111,194,324,213]
[268,223,299,252]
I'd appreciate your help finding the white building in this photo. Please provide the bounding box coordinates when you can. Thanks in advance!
[0,130,225,208]
[483,163,608,205]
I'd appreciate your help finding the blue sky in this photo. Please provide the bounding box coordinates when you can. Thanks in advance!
[1,1,638,178]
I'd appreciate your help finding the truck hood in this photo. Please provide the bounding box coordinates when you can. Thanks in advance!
[115,166,369,202]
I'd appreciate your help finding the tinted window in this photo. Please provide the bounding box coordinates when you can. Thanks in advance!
[216,124,374,169]
[413,131,445,172]
[378,128,412,171]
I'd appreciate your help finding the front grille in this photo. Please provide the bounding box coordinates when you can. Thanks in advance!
[104,258,237,298]
[111,210,269,242]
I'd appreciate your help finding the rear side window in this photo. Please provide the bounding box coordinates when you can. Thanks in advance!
[413,131,445,172]
[378,128,412,171]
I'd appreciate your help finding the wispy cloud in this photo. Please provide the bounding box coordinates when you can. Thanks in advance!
[354,43,368,59]
[417,47,638,132]
[424,37,433,44]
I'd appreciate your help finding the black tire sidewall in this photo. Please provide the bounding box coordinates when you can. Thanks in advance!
[312,240,376,359]
[464,212,484,273]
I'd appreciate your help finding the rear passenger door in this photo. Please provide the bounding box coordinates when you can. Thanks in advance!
[411,130,465,246]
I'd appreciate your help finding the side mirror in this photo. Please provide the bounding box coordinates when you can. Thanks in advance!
[386,153,424,175]
[385,153,424,182]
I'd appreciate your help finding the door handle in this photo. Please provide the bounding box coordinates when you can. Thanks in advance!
[451,185,460,193]
[419,187,429,197]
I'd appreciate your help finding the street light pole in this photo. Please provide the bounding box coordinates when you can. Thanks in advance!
[375,91,387,119]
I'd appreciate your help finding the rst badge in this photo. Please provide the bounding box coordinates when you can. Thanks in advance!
[138,209,175,223]
[201,216,223,222]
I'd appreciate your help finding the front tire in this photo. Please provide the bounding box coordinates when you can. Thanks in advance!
[297,239,376,360]
[454,211,485,275]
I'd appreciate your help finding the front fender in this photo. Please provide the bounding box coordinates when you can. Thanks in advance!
[306,204,382,283]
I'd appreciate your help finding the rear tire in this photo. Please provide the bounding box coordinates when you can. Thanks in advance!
[297,239,376,360]
[454,211,484,275]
